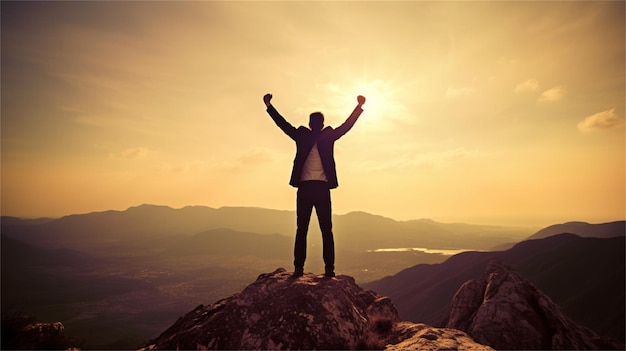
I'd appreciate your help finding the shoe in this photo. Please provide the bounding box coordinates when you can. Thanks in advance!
[324,265,335,278]
[292,267,304,277]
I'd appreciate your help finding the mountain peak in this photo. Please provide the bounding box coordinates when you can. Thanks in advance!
[140,268,492,350]
[446,259,624,350]
[140,268,399,350]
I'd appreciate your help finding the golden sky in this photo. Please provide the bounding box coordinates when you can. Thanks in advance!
[2,1,624,226]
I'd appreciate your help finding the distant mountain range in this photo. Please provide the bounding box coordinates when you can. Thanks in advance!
[1,204,533,252]
[2,204,539,286]
[363,229,625,343]
[527,220,625,240]
[2,205,623,348]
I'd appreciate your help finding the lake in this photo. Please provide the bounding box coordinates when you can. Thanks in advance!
[366,247,481,256]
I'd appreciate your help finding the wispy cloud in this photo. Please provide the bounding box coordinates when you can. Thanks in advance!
[514,78,540,93]
[109,147,150,159]
[222,147,279,173]
[538,85,567,102]
[236,147,275,168]
[356,147,485,172]
[159,160,207,174]
[578,108,624,131]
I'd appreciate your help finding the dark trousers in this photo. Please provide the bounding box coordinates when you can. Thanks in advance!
[294,181,334,272]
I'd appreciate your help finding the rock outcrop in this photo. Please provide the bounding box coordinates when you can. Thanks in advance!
[385,322,493,351]
[0,318,80,350]
[140,268,492,350]
[446,259,624,350]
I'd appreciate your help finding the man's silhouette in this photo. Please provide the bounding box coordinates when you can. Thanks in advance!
[264,93,365,277]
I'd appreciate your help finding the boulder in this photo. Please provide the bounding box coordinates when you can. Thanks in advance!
[141,268,399,350]
[446,259,624,350]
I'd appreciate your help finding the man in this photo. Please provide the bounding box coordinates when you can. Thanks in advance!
[263,93,366,277]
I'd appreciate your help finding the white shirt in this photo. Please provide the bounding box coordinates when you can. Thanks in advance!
[300,142,328,182]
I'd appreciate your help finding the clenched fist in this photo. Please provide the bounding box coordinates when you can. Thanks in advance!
[357,95,366,105]
[263,93,273,106]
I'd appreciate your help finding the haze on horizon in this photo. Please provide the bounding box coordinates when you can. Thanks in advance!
[2,1,624,227]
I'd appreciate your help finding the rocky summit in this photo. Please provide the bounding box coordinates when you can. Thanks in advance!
[140,268,491,350]
[445,259,625,350]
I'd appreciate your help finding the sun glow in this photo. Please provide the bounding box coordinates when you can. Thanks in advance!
[342,78,413,131]
[352,80,394,118]
[313,76,413,129]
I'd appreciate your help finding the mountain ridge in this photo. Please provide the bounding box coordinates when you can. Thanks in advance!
[364,233,625,342]
[1,204,534,253]
[527,220,625,240]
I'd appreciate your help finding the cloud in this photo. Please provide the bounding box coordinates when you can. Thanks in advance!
[514,78,540,93]
[159,160,207,174]
[222,147,278,173]
[356,147,485,172]
[577,108,624,131]
[538,85,567,102]
[109,147,149,159]
[237,147,275,167]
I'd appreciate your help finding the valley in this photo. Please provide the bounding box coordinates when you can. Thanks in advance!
[2,205,622,349]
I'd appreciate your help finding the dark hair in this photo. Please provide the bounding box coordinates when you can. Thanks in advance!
[309,112,324,131]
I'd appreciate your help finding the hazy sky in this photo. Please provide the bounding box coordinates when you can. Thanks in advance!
[2,1,624,226]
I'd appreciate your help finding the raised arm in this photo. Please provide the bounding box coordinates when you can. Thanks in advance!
[264,93,298,140]
[333,95,366,138]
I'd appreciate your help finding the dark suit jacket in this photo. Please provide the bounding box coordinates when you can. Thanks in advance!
[266,104,363,189]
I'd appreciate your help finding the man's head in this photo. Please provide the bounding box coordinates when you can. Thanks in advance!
[309,112,325,131]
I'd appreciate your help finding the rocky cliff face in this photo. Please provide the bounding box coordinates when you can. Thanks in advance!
[140,268,491,350]
[446,259,624,350]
